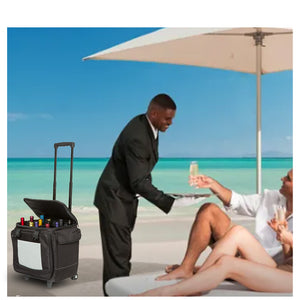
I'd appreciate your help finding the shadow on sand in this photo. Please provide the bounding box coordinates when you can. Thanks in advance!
[7,259,167,296]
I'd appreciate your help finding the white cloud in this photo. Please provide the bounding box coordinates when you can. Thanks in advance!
[8,112,53,122]
[7,113,28,122]
[285,136,293,141]
[36,113,53,120]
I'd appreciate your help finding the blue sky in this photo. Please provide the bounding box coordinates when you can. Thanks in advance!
[7,27,293,158]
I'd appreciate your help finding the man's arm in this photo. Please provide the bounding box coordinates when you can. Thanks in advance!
[190,175,232,206]
[125,138,174,213]
[190,174,262,217]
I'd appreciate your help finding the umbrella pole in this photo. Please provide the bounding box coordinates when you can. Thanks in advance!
[255,30,263,194]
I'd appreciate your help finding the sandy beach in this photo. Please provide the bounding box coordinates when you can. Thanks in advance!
[6,205,257,297]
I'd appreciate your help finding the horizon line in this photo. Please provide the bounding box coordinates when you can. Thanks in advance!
[7,156,293,159]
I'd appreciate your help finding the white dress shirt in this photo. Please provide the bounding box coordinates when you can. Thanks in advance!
[225,189,293,260]
[146,114,158,139]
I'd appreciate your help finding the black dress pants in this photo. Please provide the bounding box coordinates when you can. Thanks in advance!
[99,211,133,296]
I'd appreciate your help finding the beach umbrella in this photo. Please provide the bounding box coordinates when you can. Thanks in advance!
[83,27,293,193]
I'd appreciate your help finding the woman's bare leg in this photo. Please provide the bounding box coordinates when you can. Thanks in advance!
[134,255,292,296]
[158,203,231,280]
[227,257,292,293]
[199,225,276,272]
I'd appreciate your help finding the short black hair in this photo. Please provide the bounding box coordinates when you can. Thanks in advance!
[149,93,176,110]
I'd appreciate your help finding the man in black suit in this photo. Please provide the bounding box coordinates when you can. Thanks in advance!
[94,93,177,295]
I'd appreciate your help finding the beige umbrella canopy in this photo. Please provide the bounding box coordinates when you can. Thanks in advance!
[83,27,293,193]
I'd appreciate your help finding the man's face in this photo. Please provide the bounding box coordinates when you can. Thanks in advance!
[151,108,176,132]
[279,169,293,199]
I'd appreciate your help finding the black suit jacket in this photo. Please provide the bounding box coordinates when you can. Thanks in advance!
[94,114,174,227]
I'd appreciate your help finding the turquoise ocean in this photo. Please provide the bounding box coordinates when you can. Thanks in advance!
[7,157,292,213]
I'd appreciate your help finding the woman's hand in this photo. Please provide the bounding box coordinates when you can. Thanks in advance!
[276,226,293,246]
[267,218,287,232]
[268,218,292,247]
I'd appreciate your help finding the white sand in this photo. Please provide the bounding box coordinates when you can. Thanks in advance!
[7,206,256,296]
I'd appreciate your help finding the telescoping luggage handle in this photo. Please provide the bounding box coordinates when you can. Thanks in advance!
[53,142,75,211]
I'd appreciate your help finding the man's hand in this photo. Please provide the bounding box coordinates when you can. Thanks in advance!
[188,174,232,207]
[189,175,214,188]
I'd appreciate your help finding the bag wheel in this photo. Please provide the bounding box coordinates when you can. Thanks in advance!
[47,281,53,288]
[71,274,78,280]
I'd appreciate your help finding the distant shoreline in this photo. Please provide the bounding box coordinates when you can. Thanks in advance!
[7,156,293,160]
